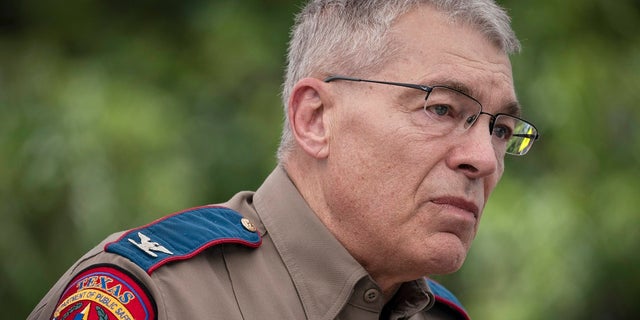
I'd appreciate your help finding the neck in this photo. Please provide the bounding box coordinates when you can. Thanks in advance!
[283,155,414,300]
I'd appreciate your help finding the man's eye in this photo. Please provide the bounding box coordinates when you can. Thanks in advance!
[426,104,451,116]
[493,125,513,140]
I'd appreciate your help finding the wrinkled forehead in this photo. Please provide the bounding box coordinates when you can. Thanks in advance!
[388,5,512,65]
[387,6,517,112]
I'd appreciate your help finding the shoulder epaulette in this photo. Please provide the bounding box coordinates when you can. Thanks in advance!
[105,206,262,274]
[426,278,471,320]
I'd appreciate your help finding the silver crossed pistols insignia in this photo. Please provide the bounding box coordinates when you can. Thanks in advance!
[128,232,174,257]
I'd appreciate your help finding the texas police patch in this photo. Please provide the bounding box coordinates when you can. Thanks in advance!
[51,265,156,320]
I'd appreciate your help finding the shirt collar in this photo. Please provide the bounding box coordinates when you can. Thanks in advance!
[385,279,436,319]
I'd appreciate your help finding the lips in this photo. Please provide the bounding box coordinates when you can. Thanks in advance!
[431,197,480,218]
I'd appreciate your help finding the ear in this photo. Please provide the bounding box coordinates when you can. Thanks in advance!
[287,78,331,159]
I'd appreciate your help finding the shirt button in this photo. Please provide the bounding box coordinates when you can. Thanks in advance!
[363,288,380,303]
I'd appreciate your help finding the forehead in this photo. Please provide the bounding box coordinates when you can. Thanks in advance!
[386,6,517,111]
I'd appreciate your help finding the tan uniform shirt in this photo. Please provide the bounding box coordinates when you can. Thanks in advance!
[28,167,469,320]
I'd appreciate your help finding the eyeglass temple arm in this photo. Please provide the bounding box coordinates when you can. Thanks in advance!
[512,133,539,139]
[324,75,430,92]
[324,75,363,82]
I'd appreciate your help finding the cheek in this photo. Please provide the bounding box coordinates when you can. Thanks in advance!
[330,108,404,167]
[325,131,415,221]
[326,102,449,209]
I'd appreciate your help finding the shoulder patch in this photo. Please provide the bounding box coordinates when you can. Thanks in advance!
[52,264,156,320]
[426,278,470,320]
[105,206,262,274]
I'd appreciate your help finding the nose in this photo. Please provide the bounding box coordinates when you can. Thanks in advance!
[446,116,501,179]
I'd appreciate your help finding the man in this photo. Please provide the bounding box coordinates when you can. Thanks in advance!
[29,0,539,319]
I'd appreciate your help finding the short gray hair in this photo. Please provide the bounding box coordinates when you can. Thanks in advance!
[276,0,521,162]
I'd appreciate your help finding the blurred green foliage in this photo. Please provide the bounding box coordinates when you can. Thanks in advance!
[1,0,638,319]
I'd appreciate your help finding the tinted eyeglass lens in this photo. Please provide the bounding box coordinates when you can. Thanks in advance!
[499,115,537,155]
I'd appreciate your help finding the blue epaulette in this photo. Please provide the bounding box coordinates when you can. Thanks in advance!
[105,206,262,274]
[426,278,471,320]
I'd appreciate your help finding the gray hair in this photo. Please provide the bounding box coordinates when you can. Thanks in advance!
[276,0,521,162]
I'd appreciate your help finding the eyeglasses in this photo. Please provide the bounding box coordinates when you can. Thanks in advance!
[324,75,539,156]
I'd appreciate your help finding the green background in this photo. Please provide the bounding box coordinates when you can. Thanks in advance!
[2,1,638,319]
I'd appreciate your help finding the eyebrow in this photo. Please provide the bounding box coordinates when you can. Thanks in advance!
[503,101,522,117]
[432,79,475,97]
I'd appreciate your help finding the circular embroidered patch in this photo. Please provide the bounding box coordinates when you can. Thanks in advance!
[51,265,156,320]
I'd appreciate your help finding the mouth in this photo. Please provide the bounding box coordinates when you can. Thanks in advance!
[431,197,480,219]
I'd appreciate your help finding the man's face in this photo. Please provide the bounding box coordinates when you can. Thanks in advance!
[321,6,517,281]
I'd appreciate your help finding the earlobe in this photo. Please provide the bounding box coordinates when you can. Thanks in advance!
[288,78,331,159]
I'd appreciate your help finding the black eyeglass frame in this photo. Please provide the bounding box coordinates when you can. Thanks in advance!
[323,75,540,155]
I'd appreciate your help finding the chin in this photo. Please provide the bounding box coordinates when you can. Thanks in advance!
[441,256,466,274]
[424,235,469,274]
[431,258,466,276]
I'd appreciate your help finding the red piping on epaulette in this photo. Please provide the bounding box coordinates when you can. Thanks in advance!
[104,205,262,274]
[434,295,471,320]
[146,237,261,274]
